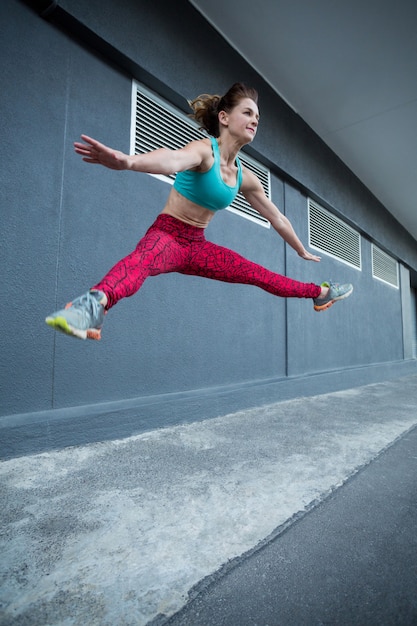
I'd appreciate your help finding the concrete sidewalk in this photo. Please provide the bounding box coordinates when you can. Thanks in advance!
[1,375,417,625]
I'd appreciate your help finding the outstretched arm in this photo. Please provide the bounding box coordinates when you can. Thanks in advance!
[74,134,207,176]
[241,169,321,262]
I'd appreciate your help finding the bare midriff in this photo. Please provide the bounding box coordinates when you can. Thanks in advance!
[161,187,215,228]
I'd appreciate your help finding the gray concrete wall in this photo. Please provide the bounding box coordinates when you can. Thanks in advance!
[1,0,416,456]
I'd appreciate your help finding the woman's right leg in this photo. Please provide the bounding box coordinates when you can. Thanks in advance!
[45,215,192,339]
[93,215,190,309]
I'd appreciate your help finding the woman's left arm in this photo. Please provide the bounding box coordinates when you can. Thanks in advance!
[241,169,321,262]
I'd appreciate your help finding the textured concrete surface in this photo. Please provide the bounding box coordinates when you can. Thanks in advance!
[1,375,417,625]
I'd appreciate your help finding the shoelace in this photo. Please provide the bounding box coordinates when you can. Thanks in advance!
[68,292,103,323]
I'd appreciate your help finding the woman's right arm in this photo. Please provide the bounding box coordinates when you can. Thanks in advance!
[74,134,207,176]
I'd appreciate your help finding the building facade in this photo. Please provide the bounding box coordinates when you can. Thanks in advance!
[1,0,416,457]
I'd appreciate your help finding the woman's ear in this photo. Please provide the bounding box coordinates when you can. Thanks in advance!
[218,110,229,127]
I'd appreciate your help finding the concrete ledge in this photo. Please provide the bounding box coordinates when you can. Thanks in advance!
[1,360,416,459]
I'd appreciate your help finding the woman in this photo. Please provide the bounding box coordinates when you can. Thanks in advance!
[46,83,353,340]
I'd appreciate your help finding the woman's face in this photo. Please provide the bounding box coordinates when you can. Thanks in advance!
[219,97,260,144]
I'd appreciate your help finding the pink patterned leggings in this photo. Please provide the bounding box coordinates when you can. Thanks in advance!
[93,214,321,309]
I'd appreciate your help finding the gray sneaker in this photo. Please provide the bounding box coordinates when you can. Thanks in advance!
[45,290,106,340]
[313,281,353,312]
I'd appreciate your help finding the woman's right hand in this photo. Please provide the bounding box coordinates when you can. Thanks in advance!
[74,134,130,170]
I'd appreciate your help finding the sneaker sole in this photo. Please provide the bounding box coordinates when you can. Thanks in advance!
[314,285,353,312]
[45,316,101,340]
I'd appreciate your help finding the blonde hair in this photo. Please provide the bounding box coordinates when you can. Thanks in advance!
[188,82,258,137]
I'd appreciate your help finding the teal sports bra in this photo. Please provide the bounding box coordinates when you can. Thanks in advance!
[173,137,242,211]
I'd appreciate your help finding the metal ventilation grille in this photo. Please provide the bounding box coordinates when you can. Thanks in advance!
[134,90,202,153]
[308,199,361,269]
[131,82,270,226]
[228,153,270,226]
[372,244,399,288]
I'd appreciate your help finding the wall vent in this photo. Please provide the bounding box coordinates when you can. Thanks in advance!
[308,199,361,270]
[372,244,399,288]
[131,81,270,227]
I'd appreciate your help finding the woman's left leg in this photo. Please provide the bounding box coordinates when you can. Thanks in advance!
[182,239,321,299]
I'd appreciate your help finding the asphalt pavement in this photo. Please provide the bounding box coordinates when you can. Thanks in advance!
[163,412,417,626]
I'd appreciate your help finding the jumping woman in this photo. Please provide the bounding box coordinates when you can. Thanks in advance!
[46,83,353,340]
